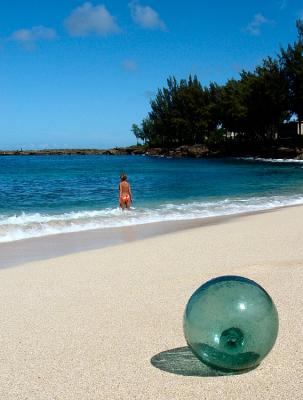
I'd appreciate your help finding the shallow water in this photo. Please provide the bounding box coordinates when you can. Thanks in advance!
[1,155,303,242]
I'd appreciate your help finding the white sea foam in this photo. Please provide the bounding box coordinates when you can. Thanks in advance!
[237,157,303,163]
[1,194,303,243]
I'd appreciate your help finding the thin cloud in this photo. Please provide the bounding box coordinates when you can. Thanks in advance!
[64,2,121,37]
[122,59,138,71]
[129,1,166,30]
[245,14,273,36]
[10,26,57,49]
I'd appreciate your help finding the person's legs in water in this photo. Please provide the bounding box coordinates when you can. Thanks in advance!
[120,194,130,210]
[125,196,131,209]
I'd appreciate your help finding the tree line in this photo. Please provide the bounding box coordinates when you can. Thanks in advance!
[132,21,303,148]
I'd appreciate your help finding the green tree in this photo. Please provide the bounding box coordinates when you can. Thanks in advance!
[241,57,290,140]
[280,20,303,133]
[146,75,218,146]
[219,78,247,137]
[131,124,143,145]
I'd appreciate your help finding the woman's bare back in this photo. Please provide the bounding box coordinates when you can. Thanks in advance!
[119,181,130,193]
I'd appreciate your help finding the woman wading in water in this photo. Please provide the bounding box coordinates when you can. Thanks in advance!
[119,173,132,210]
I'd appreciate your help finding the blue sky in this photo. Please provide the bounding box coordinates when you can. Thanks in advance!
[0,0,302,149]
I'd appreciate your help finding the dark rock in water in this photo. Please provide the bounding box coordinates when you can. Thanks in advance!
[176,145,209,157]
[145,148,167,156]
[0,146,146,156]
[145,145,210,158]
[1,143,303,159]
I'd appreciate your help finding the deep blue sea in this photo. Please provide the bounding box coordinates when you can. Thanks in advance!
[1,155,303,242]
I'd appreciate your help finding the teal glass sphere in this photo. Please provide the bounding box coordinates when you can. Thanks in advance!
[183,276,279,373]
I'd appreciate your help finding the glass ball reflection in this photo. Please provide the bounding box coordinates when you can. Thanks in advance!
[183,276,279,373]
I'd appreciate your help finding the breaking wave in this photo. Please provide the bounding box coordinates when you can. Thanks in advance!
[1,194,303,243]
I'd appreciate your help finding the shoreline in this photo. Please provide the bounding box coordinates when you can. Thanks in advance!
[1,203,301,269]
[1,144,303,159]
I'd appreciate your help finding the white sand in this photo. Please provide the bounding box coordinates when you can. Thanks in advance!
[0,206,302,399]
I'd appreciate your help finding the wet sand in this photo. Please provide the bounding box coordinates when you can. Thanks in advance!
[0,207,289,269]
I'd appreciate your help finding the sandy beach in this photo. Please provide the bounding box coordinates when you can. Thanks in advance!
[0,205,303,399]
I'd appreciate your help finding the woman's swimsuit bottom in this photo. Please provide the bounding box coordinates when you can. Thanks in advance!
[120,193,130,203]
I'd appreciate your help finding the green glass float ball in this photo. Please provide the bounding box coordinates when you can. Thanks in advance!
[183,276,279,373]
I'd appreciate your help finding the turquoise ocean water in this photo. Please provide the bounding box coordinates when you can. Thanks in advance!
[1,155,303,242]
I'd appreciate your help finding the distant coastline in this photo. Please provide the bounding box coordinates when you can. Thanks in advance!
[1,144,303,159]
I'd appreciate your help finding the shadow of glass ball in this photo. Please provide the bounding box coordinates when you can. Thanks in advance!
[183,275,279,373]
